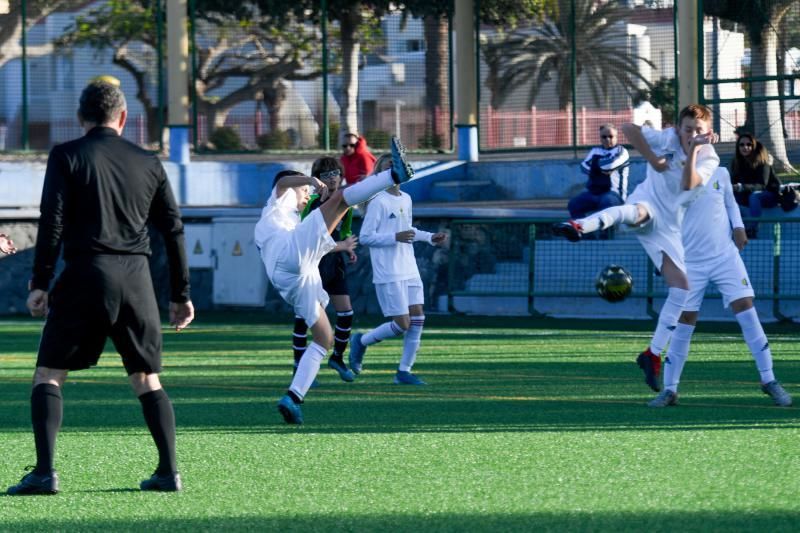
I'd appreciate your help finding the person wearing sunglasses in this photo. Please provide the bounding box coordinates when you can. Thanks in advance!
[567,124,630,221]
[729,131,781,237]
[340,132,376,185]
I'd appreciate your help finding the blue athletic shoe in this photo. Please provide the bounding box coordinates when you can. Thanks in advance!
[328,357,355,382]
[394,370,427,385]
[390,136,414,184]
[277,395,303,425]
[348,333,366,375]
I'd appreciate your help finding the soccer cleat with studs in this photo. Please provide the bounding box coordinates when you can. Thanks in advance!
[648,389,678,408]
[348,332,366,375]
[6,468,59,495]
[390,136,414,184]
[637,349,662,392]
[552,220,583,242]
[761,380,792,407]
[393,370,427,385]
[328,357,355,382]
[277,394,304,425]
[140,471,183,492]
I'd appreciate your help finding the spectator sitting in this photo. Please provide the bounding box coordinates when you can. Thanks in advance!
[340,133,377,184]
[729,132,781,228]
[568,124,630,219]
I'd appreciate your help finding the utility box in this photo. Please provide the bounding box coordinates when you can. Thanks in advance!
[211,217,267,306]
[183,224,213,268]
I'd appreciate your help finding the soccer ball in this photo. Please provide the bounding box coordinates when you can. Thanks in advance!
[595,264,633,303]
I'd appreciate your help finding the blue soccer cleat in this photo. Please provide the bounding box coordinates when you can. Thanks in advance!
[328,357,355,382]
[394,370,427,385]
[277,395,303,425]
[390,136,414,184]
[348,332,366,375]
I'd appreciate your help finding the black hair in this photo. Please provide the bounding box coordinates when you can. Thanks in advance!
[272,169,306,189]
[311,157,344,178]
[78,81,127,125]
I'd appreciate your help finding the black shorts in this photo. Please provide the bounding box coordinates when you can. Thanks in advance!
[319,252,349,296]
[37,255,162,375]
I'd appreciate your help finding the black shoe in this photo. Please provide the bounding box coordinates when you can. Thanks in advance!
[140,471,183,492]
[7,468,59,495]
[552,220,583,242]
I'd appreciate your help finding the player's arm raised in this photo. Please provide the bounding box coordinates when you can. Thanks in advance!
[621,123,668,172]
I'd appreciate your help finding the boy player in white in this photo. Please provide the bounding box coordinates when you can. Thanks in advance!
[349,179,447,385]
[554,104,720,392]
[648,167,792,407]
[255,138,415,424]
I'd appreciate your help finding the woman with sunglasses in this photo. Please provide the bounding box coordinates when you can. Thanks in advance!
[340,132,377,184]
[729,132,782,236]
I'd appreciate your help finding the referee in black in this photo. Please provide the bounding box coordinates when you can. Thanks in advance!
[7,80,194,495]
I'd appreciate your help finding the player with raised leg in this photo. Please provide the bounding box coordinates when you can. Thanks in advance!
[255,137,414,424]
[553,105,720,392]
[647,166,792,407]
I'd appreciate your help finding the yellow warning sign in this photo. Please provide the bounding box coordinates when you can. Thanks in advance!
[193,240,203,254]
[232,241,243,256]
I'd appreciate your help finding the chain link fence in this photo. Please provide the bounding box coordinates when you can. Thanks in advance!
[447,218,800,319]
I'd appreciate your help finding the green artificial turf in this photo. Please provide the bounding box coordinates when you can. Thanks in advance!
[0,313,798,532]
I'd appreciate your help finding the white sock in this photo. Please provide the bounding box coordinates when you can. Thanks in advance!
[663,322,694,392]
[342,169,394,205]
[362,320,407,346]
[289,342,325,400]
[650,287,689,355]
[735,307,775,384]
[578,204,639,233]
[399,315,425,372]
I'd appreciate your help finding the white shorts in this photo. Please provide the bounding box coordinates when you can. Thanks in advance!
[625,192,686,274]
[684,246,754,311]
[375,278,424,317]
[268,209,336,327]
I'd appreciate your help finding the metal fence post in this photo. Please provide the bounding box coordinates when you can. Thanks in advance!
[21,0,28,150]
[321,0,329,151]
[772,222,788,321]
[447,221,458,313]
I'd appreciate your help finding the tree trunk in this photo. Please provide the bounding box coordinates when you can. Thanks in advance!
[263,81,287,133]
[339,7,361,141]
[424,14,448,149]
[751,30,795,172]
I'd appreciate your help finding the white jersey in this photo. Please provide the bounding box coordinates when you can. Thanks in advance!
[683,167,744,264]
[633,126,720,227]
[254,187,300,279]
[360,190,433,284]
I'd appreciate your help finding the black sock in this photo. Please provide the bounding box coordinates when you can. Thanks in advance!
[31,383,63,475]
[287,390,303,404]
[139,389,177,475]
[293,316,308,366]
[333,310,354,359]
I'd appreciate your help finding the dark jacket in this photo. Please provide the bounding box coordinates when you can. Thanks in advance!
[32,127,190,302]
[729,160,781,205]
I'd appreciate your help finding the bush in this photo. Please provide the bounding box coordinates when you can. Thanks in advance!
[208,127,242,151]
[364,129,390,150]
[418,132,445,150]
[257,130,292,150]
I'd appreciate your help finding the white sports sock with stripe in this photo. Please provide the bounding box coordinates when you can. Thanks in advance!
[362,320,407,346]
[663,323,694,392]
[399,315,425,372]
[735,307,775,384]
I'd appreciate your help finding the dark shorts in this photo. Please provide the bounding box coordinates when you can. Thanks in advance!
[319,252,349,296]
[37,255,162,375]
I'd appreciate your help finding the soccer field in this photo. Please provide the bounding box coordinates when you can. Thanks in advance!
[0,314,798,532]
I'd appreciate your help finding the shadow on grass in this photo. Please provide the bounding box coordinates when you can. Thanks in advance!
[0,359,797,435]
[4,510,799,532]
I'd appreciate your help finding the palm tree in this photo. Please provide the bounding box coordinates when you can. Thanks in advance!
[483,0,653,110]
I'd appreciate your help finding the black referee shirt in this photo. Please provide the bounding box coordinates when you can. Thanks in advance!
[32,127,190,303]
